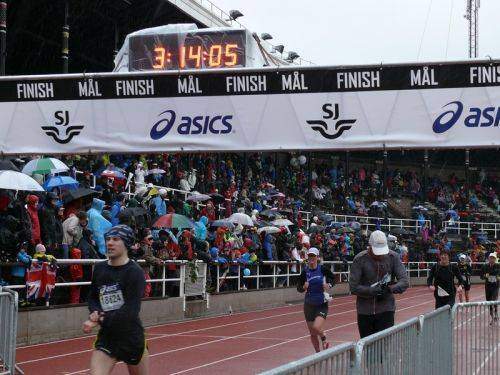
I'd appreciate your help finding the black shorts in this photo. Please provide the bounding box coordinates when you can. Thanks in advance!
[463,283,471,292]
[94,329,146,365]
[304,302,328,322]
[485,284,499,301]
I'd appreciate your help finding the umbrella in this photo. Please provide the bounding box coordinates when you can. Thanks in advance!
[153,213,194,229]
[270,192,286,199]
[260,209,279,219]
[43,176,79,191]
[271,218,294,227]
[257,226,281,234]
[122,207,148,217]
[0,170,44,191]
[412,205,428,211]
[210,219,235,230]
[101,170,126,179]
[0,159,20,171]
[228,213,254,226]
[209,193,225,204]
[147,168,166,175]
[63,188,97,204]
[307,225,326,234]
[337,227,355,234]
[390,227,410,235]
[22,158,69,175]
[186,192,211,202]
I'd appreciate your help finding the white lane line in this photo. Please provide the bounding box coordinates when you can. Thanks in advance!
[472,341,500,375]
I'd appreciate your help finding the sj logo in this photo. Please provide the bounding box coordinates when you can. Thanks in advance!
[307,103,356,139]
[42,110,84,144]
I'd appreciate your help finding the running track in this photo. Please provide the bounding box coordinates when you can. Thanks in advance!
[16,285,486,374]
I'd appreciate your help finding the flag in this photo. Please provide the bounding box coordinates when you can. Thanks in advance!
[26,262,56,301]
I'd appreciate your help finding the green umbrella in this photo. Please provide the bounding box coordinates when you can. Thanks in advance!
[22,158,69,175]
[153,213,194,229]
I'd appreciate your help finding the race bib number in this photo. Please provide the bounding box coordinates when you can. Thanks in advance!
[487,276,497,283]
[99,284,124,312]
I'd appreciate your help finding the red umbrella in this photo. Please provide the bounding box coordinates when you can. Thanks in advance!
[153,214,194,229]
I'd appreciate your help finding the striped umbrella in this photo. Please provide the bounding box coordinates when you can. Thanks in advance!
[22,158,69,175]
[153,214,194,229]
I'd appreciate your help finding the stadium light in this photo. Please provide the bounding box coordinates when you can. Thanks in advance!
[272,45,285,54]
[286,51,300,62]
[228,10,244,21]
[261,33,273,41]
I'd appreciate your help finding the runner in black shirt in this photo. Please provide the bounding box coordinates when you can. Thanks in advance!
[82,225,149,375]
[457,254,472,303]
[480,252,499,324]
[427,252,464,309]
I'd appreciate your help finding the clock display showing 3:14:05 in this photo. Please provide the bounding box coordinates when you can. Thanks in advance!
[152,44,241,69]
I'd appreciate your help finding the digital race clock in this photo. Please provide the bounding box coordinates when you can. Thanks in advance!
[129,29,247,71]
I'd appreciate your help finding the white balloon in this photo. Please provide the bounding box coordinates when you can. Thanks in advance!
[290,158,299,167]
[298,155,307,165]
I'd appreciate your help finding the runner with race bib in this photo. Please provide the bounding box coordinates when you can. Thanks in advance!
[82,224,149,375]
[481,252,499,325]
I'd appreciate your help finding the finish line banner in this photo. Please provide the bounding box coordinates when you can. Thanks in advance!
[1,60,500,154]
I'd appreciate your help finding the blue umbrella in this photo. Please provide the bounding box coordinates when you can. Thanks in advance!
[43,176,79,191]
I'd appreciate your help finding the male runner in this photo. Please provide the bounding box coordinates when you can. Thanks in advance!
[82,224,149,375]
[457,254,472,302]
[481,252,499,324]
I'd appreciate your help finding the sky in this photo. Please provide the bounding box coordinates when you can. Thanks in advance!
[212,0,500,66]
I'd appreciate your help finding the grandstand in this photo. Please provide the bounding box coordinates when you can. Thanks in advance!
[0,1,498,375]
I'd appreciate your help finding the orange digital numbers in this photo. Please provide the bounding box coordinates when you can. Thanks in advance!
[225,44,238,66]
[188,45,202,68]
[153,47,165,69]
[208,45,222,67]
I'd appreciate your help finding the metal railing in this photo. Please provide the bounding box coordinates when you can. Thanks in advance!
[260,342,356,375]
[262,302,500,375]
[300,211,430,232]
[452,301,500,375]
[443,220,500,238]
[0,287,18,375]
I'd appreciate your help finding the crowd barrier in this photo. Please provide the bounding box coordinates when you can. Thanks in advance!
[260,302,500,375]
[0,287,18,375]
[443,220,500,238]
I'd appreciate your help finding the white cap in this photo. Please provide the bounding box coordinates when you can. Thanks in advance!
[369,230,389,255]
[307,247,319,257]
[488,252,498,260]
[312,216,319,222]
[159,188,167,196]
[459,254,467,260]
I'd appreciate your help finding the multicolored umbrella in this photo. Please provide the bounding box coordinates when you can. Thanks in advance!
[0,171,44,191]
[43,176,79,191]
[22,158,69,175]
[153,214,194,229]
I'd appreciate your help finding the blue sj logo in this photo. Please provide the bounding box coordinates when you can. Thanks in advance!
[433,101,500,133]
[150,110,233,140]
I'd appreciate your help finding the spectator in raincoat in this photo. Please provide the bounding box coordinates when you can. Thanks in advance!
[39,192,63,252]
[151,189,167,218]
[194,216,208,241]
[86,198,112,256]
[110,193,126,226]
[26,195,41,245]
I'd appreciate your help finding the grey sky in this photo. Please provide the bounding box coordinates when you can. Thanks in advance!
[213,0,500,65]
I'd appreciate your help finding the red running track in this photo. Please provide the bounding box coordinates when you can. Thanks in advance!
[16,285,486,374]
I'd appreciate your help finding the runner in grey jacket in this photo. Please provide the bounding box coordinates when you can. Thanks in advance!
[349,230,409,338]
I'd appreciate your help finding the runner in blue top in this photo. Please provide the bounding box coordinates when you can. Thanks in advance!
[297,247,336,352]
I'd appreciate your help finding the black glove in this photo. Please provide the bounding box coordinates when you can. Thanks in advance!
[369,285,383,296]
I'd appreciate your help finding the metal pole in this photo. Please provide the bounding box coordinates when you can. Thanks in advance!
[383,149,388,199]
[113,21,119,62]
[465,149,470,202]
[345,151,350,188]
[307,152,313,210]
[0,1,7,76]
[274,152,279,186]
[423,149,429,199]
[61,0,69,73]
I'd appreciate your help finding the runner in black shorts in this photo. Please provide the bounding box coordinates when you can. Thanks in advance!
[82,225,149,375]
[457,254,472,302]
[297,247,335,352]
[481,252,499,324]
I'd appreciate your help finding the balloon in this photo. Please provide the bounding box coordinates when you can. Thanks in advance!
[298,155,307,165]
[290,157,299,167]
[243,268,251,276]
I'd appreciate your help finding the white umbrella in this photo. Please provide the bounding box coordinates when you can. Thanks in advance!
[228,213,254,226]
[186,192,211,202]
[147,168,166,175]
[21,157,69,175]
[0,170,44,191]
[271,218,294,227]
[257,226,281,234]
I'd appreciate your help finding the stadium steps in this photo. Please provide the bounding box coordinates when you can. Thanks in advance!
[387,197,413,218]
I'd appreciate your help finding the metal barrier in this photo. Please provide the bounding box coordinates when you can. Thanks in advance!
[452,301,500,375]
[0,287,18,375]
[259,342,356,375]
[300,211,430,233]
[262,303,500,375]
[443,220,500,238]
